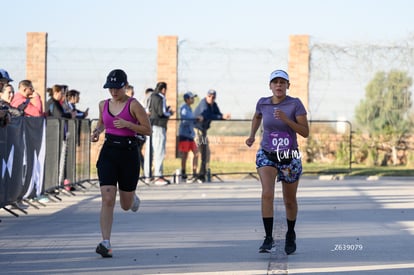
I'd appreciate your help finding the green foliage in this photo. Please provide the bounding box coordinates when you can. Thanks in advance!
[335,139,349,164]
[355,70,413,137]
[354,70,414,166]
[407,150,414,167]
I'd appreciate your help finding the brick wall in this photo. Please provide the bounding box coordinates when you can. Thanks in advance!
[288,35,310,110]
[288,35,310,157]
[157,36,179,159]
[26,32,48,108]
[208,135,260,162]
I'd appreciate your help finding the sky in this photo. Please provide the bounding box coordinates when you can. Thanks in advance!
[5,0,414,49]
[3,0,414,120]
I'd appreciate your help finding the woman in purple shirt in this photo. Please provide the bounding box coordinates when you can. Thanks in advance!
[246,70,309,254]
[91,69,151,258]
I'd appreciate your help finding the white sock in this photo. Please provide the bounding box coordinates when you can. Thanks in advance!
[101,240,111,248]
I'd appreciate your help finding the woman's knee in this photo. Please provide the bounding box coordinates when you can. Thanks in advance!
[119,192,134,210]
[120,203,130,211]
[101,196,116,208]
[262,190,274,202]
[284,198,297,210]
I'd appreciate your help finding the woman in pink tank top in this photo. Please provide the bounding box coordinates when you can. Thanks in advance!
[91,69,151,258]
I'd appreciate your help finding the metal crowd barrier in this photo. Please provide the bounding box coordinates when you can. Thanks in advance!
[0,117,92,218]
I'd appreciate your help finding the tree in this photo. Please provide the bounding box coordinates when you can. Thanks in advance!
[355,70,413,165]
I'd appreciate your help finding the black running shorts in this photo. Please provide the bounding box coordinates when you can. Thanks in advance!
[96,136,140,192]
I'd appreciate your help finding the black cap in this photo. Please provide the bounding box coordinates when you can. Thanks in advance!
[0,69,13,82]
[103,69,127,89]
[183,91,197,100]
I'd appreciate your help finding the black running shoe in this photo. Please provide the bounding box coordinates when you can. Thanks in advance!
[259,236,274,253]
[96,243,113,258]
[285,231,296,255]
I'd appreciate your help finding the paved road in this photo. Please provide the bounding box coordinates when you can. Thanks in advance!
[1,177,413,275]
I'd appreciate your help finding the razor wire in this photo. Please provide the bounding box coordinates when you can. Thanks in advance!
[309,36,414,121]
[2,35,414,123]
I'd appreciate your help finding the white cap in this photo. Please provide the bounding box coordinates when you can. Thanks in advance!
[269,70,289,82]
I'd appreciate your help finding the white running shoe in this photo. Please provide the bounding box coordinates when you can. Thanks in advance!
[131,194,140,212]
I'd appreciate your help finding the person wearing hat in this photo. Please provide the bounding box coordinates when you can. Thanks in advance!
[178,91,203,182]
[0,69,13,92]
[0,84,12,126]
[193,89,230,182]
[0,70,14,125]
[91,69,152,258]
[245,69,309,255]
[0,69,13,81]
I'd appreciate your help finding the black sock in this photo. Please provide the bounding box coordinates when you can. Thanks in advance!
[263,217,273,237]
[287,219,296,233]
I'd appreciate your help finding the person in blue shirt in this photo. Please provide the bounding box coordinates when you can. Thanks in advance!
[193,89,230,182]
[178,92,202,182]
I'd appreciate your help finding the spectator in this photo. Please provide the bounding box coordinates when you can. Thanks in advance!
[45,85,76,118]
[66,89,89,119]
[0,83,22,117]
[142,87,154,183]
[178,91,202,182]
[10,80,43,117]
[125,84,145,172]
[0,108,10,127]
[0,83,14,103]
[60,85,71,113]
[125,84,135,97]
[0,70,14,126]
[193,89,231,182]
[0,103,10,128]
[0,68,13,91]
[142,87,153,115]
[45,85,76,191]
[146,82,174,185]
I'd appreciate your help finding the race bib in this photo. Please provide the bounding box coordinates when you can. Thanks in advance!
[268,131,292,152]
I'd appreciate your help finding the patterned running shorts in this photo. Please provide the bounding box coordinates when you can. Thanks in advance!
[256,148,302,183]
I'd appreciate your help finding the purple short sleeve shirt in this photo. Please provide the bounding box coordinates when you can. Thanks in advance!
[255,96,307,153]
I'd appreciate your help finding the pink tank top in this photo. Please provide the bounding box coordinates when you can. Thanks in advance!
[103,98,138,137]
